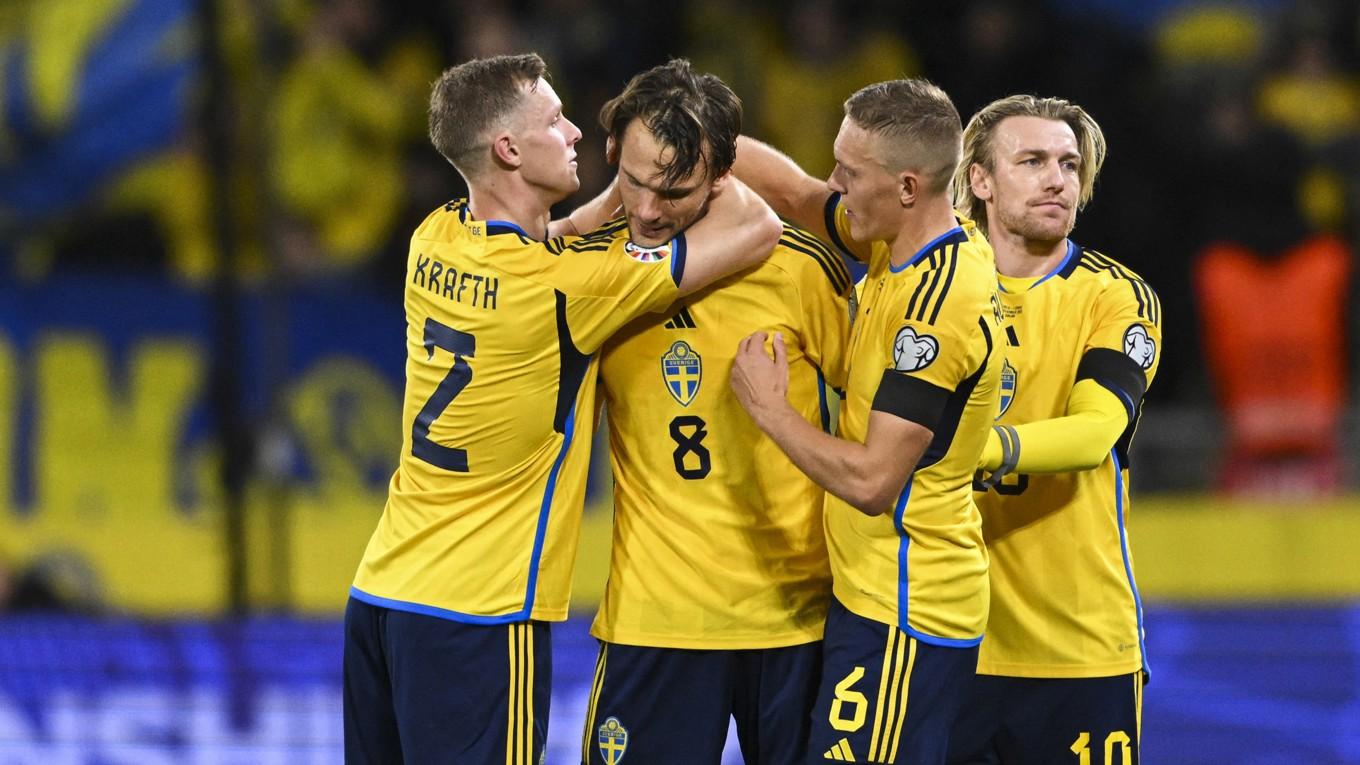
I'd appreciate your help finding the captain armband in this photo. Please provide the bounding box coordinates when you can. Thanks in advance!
[1075,348,1147,419]
[976,425,1020,490]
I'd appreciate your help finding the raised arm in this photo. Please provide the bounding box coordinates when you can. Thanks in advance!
[673,176,781,295]
[733,136,834,243]
[548,178,621,238]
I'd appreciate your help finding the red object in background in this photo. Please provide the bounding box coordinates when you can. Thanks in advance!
[1194,235,1352,495]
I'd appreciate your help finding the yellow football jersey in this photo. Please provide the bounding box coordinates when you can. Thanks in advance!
[351,203,685,623]
[977,242,1163,678]
[592,225,852,649]
[822,194,1001,645]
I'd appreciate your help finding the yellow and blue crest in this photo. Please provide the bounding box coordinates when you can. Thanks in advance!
[597,716,629,764]
[661,340,702,406]
[997,358,1017,418]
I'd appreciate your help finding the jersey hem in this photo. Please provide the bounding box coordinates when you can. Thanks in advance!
[348,586,568,624]
[975,658,1143,678]
[589,625,826,650]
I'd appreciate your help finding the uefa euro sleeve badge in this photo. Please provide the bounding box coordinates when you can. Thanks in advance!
[661,340,702,406]
[597,717,629,764]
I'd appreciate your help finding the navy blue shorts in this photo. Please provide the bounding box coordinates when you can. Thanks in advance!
[806,598,979,765]
[343,596,551,764]
[946,672,1143,765]
[581,639,823,765]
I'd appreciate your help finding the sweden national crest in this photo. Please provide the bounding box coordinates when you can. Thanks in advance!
[997,358,1017,419]
[661,340,702,406]
[598,717,629,764]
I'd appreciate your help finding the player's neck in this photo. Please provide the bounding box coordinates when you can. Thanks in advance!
[991,227,1068,279]
[467,179,553,241]
[887,196,959,269]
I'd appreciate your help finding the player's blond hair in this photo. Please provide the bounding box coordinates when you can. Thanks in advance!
[843,79,962,195]
[428,53,548,178]
[954,95,1107,236]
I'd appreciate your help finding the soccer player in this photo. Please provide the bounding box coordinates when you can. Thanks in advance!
[342,53,782,764]
[730,80,1003,765]
[580,60,852,765]
[944,96,1161,765]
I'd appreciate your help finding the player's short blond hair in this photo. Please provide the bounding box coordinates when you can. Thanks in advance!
[843,79,962,195]
[954,95,1107,236]
[428,53,547,178]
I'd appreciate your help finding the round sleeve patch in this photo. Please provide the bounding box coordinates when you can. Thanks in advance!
[893,325,939,372]
[1123,324,1156,370]
[624,240,671,262]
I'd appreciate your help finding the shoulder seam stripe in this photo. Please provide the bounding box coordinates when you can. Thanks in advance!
[912,249,952,323]
[780,236,851,294]
[905,260,933,319]
[927,243,960,324]
[1078,254,1161,324]
[782,225,851,282]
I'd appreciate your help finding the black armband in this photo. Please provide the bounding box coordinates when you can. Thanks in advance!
[871,370,950,430]
[1075,348,1146,418]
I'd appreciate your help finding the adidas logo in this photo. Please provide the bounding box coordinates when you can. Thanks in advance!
[824,737,856,761]
[663,306,697,329]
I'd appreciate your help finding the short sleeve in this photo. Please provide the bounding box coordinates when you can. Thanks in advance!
[1083,277,1163,400]
[542,231,685,353]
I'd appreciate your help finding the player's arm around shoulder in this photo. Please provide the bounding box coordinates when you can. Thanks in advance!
[675,176,781,295]
[733,136,837,244]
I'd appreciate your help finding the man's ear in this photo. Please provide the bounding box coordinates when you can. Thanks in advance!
[969,163,993,202]
[605,134,619,165]
[491,131,521,169]
[898,171,920,207]
[708,168,732,195]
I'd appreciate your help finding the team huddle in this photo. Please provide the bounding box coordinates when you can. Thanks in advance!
[343,53,1162,765]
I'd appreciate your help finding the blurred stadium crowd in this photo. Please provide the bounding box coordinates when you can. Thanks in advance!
[1,3,1358,761]
[4,0,1359,499]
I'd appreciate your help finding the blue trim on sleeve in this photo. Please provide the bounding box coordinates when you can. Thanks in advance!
[822,192,857,261]
[669,232,688,287]
[1030,240,1078,289]
[1113,387,1136,420]
[816,368,831,432]
[889,226,966,273]
[1112,451,1150,677]
[348,587,525,625]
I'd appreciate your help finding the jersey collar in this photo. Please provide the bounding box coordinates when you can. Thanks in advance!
[889,225,967,273]
[998,239,1078,292]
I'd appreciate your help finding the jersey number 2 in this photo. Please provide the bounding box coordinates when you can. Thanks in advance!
[411,318,475,472]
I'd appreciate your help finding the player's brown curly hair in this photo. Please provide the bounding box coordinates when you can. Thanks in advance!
[599,58,742,188]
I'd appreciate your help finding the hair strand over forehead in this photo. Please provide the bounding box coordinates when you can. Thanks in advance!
[599,58,742,188]
[953,95,1108,236]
